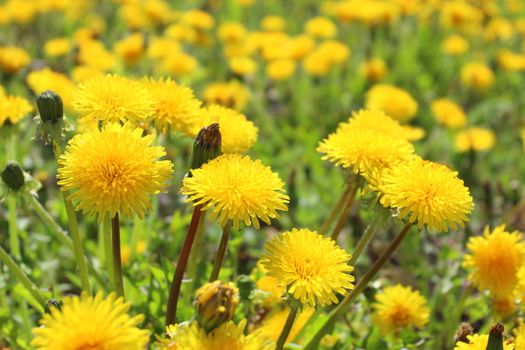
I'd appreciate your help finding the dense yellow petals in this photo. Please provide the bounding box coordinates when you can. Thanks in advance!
[57,123,173,221]
[378,158,473,232]
[73,74,155,125]
[372,284,430,335]
[464,225,525,299]
[182,154,288,229]
[160,320,274,350]
[32,293,149,350]
[142,76,202,135]
[261,228,354,307]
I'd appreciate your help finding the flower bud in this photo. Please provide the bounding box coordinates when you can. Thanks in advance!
[487,323,504,350]
[1,161,25,191]
[194,281,239,332]
[45,298,63,314]
[189,123,221,174]
[37,90,63,123]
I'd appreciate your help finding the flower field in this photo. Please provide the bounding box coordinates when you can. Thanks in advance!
[1,0,525,349]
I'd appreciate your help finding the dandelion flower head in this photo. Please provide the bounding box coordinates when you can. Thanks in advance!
[365,84,418,122]
[182,154,289,229]
[57,123,173,221]
[372,284,430,335]
[317,109,415,185]
[463,225,525,299]
[0,93,32,127]
[455,127,495,152]
[160,320,273,350]
[261,228,354,307]
[454,334,514,350]
[32,292,149,350]
[378,158,473,232]
[73,74,155,125]
[142,77,202,135]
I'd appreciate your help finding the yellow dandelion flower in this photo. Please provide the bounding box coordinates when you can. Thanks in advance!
[257,306,314,342]
[441,34,469,55]
[514,322,525,350]
[0,94,32,126]
[26,68,75,109]
[372,284,430,335]
[305,17,337,38]
[229,57,257,76]
[460,62,495,91]
[44,38,71,57]
[73,74,155,125]
[32,292,149,350]
[0,46,30,73]
[359,58,388,82]
[514,266,525,302]
[261,228,354,307]
[194,105,258,153]
[492,297,516,316]
[203,80,250,111]
[402,125,426,141]
[78,40,116,71]
[266,59,296,80]
[365,84,418,122]
[378,158,473,232]
[57,123,173,221]
[455,334,514,350]
[256,275,285,306]
[142,77,202,135]
[182,154,288,229]
[71,65,104,83]
[160,320,273,350]
[218,22,247,43]
[455,127,495,152]
[161,51,198,76]
[114,32,145,65]
[463,225,525,298]
[431,98,467,128]
[317,109,415,182]
[261,15,286,31]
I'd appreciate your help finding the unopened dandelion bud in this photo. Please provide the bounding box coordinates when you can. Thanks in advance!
[37,90,63,123]
[35,90,66,145]
[44,298,63,314]
[487,323,505,350]
[194,281,239,332]
[189,123,221,173]
[454,322,473,344]
[1,161,25,191]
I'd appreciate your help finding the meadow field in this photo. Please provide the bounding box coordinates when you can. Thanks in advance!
[0,0,524,349]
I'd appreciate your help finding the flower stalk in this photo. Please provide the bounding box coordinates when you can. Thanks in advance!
[0,244,46,308]
[276,300,300,350]
[304,223,413,349]
[209,221,232,282]
[111,213,125,297]
[330,182,359,240]
[319,183,353,234]
[165,205,203,326]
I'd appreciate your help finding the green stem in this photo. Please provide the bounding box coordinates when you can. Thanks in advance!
[7,195,20,259]
[0,244,46,307]
[330,183,359,241]
[62,193,90,292]
[188,211,207,285]
[320,183,353,234]
[349,219,381,266]
[103,218,115,291]
[112,213,125,298]
[166,205,203,326]
[209,221,232,282]
[304,223,413,350]
[276,302,300,350]
[25,193,74,251]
